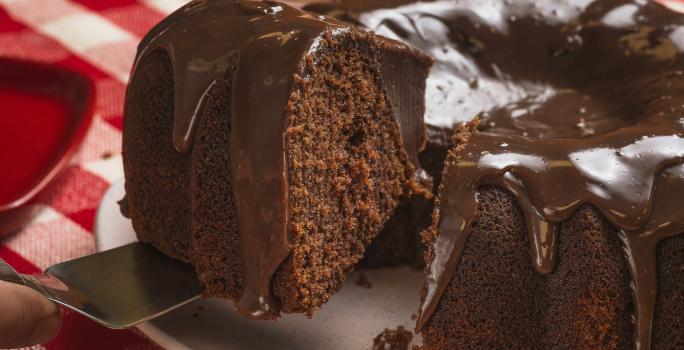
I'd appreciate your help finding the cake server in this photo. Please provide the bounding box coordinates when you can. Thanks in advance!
[0,242,202,329]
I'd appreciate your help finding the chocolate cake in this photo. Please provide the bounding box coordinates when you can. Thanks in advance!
[121,0,432,319]
[122,0,684,348]
[307,0,684,348]
[377,1,684,349]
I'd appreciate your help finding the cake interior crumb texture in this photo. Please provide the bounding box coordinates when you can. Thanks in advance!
[275,31,414,314]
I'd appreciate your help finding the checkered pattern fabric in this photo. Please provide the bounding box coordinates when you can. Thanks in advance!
[0,0,187,348]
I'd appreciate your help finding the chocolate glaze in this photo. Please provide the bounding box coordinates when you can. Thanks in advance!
[308,0,684,134]
[130,0,428,319]
[131,0,684,346]
[133,0,334,319]
[309,1,684,348]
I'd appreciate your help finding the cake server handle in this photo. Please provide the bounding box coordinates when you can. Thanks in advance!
[0,242,202,329]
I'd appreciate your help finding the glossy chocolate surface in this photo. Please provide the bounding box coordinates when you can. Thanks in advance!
[133,1,684,347]
[131,0,428,319]
[133,0,344,319]
[309,1,684,348]
[412,2,684,346]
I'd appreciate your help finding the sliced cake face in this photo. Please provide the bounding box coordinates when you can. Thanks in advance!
[413,1,684,349]
[122,0,431,320]
[275,30,422,314]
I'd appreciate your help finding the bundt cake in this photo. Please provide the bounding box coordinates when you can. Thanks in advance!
[308,0,684,348]
[120,0,432,319]
[302,1,684,347]
[122,0,684,348]
[378,0,684,349]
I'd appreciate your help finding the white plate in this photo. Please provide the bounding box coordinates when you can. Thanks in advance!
[95,179,424,350]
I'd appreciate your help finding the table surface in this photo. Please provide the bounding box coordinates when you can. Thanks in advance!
[0,1,190,349]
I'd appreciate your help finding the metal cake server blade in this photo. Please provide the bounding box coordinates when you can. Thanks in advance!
[0,242,202,329]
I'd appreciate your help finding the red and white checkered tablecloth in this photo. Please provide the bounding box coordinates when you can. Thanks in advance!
[0,0,189,348]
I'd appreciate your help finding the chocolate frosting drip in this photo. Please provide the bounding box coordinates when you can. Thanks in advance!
[308,0,684,132]
[373,2,684,349]
[132,0,345,319]
[132,0,428,319]
[305,0,684,347]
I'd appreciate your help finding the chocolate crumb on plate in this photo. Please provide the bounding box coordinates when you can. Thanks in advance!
[372,326,413,350]
[355,273,372,289]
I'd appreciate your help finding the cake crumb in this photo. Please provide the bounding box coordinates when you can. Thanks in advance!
[193,305,204,318]
[372,326,413,350]
[101,151,113,159]
[410,313,417,321]
[356,273,372,289]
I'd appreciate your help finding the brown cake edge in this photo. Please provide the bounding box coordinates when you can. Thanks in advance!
[273,29,423,315]
[418,122,684,349]
[122,49,194,263]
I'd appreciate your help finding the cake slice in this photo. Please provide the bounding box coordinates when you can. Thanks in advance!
[120,0,431,319]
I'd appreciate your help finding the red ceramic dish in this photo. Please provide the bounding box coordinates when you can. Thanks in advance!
[0,58,94,217]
